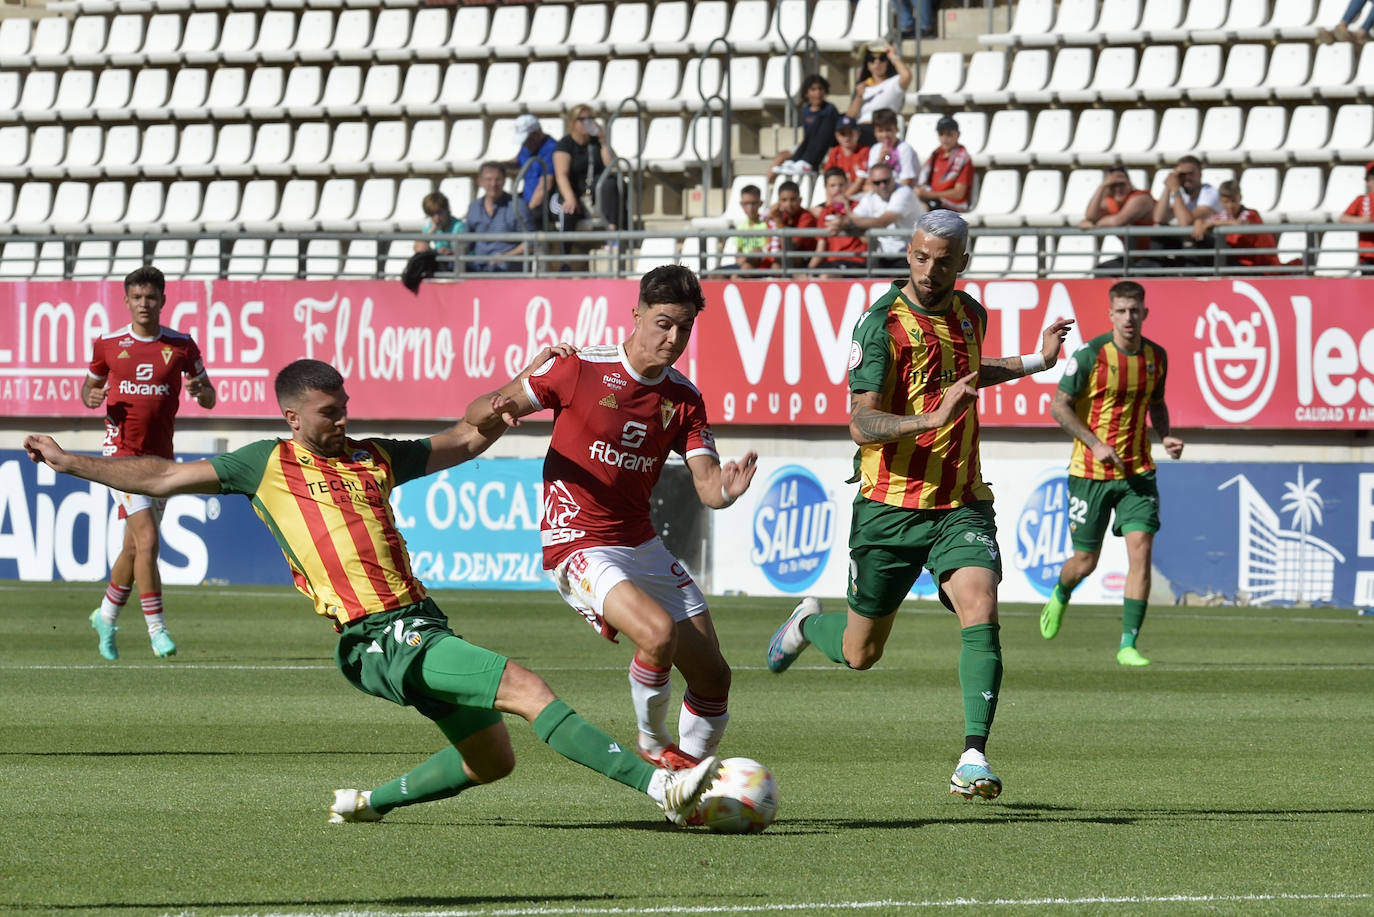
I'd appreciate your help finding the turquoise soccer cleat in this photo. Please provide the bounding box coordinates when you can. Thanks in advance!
[766,597,821,673]
[90,609,118,661]
[949,762,1003,801]
[150,629,177,658]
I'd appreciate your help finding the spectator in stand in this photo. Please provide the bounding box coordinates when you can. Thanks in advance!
[1337,161,1374,275]
[731,184,771,276]
[1150,155,1220,264]
[821,116,872,199]
[811,167,869,277]
[512,115,557,227]
[768,75,840,181]
[466,162,525,273]
[830,162,923,273]
[764,180,819,274]
[866,108,919,189]
[1322,2,1374,42]
[846,44,913,148]
[915,116,973,212]
[1079,167,1157,273]
[553,105,618,232]
[415,192,464,259]
[1194,180,1280,271]
[895,0,939,39]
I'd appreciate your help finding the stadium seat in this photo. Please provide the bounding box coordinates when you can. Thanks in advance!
[292,9,335,57]
[1052,108,1118,166]
[276,178,321,229]
[1153,107,1201,159]
[238,179,280,228]
[1281,106,1334,163]
[171,123,215,175]
[1019,170,1067,225]
[981,110,1030,162]
[98,127,138,176]
[1187,45,1266,102]
[199,179,241,226]
[596,59,643,107]
[980,48,1051,104]
[1330,104,1374,157]
[525,4,573,58]
[846,0,889,43]
[725,0,773,53]
[305,239,343,279]
[980,0,1054,46]
[995,109,1069,167]
[18,71,57,113]
[1240,167,1280,212]
[958,50,1009,98]
[682,1,731,54]
[1320,165,1365,214]
[73,240,114,279]
[1230,106,1287,165]
[1144,43,1220,102]
[1275,167,1330,222]
[913,51,965,99]
[142,13,182,60]
[31,16,71,59]
[483,60,530,111]
[568,4,611,54]
[217,11,257,59]
[1057,168,1105,222]
[227,238,267,278]
[445,6,492,58]
[49,181,91,229]
[604,2,651,54]
[250,123,292,176]
[1314,230,1358,275]
[951,111,988,157]
[972,169,1022,222]
[645,1,690,50]
[361,65,402,109]
[370,10,414,55]
[317,178,359,227]
[1078,47,1139,102]
[404,8,450,61]
[439,64,481,107]
[1016,47,1092,104]
[1093,0,1142,33]
[640,59,685,111]
[162,179,202,227]
[354,177,397,228]
[341,239,383,278]
[634,236,679,274]
[326,122,371,173]
[1300,42,1355,99]
[55,69,95,112]
[321,66,363,109]
[282,66,323,108]
[1253,43,1313,99]
[0,18,30,58]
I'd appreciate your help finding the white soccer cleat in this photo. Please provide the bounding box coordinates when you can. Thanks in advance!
[657,755,720,826]
[329,788,384,824]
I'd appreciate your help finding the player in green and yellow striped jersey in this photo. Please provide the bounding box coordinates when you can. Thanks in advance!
[23,355,720,827]
[766,209,1072,802]
[1040,281,1185,665]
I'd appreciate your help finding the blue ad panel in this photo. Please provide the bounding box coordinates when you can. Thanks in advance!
[1154,462,1374,609]
[0,450,551,590]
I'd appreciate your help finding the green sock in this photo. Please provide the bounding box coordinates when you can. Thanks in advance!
[1121,598,1147,649]
[369,745,474,814]
[800,612,850,665]
[959,623,1003,739]
[1053,579,1074,604]
[532,699,655,792]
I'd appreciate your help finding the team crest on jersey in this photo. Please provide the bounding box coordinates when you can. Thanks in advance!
[405,631,422,647]
[599,394,618,408]
[351,449,370,462]
[160,346,173,364]
[660,399,676,427]
[1146,361,1155,372]
[960,318,975,339]
[117,350,130,359]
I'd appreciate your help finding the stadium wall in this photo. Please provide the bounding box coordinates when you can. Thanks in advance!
[2,277,1370,607]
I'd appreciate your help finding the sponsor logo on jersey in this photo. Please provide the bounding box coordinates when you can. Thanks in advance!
[589,440,659,473]
[160,346,173,365]
[118,337,135,348]
[699,427,716,451]
[116,380,171,396]
[117,350,130,360]
[602,372,628,391]
[599,394,618,409]
[135,363,154,381]
[298,453,312,466]
[619,421,647,448]
[847,340,862,371]
[659,399,675,428]
[750,464,835,593]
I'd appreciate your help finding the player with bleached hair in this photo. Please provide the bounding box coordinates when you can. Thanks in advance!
[466,265,758,774]
[766,209,1072,801]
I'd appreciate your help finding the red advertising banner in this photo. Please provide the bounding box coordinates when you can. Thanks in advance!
[2,277,1371,429]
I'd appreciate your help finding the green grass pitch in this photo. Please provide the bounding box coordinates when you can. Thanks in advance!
[1,581,1370,916]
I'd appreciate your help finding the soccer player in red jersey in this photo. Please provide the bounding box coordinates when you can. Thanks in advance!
[466,265,759,771]
[83,267,215,659]
[25,353,721,826]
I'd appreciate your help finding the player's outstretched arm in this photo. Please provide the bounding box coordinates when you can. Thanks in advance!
[849,373,977,445]
[23,434,222,496]
[977,318,1074,387]
[687,450,759,509]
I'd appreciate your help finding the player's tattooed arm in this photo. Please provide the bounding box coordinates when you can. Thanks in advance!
[976,357,1024,387]
[977,318,1074,388]
[848,375,977,445]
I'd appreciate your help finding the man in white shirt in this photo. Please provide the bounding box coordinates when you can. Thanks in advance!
[1151,155,1220,269]
[829,162,925,271]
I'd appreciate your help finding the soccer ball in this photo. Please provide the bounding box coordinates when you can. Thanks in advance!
[696,757,779,834]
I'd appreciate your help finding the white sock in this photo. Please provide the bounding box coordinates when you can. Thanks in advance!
[628,655,673,753]
[646,769,668,804]
[959,748,989,768]
[678,691,729,759]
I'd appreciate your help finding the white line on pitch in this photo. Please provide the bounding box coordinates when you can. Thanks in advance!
[157,890,1374,917]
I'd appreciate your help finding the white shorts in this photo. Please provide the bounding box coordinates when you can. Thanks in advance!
[552,537,707,643]
[113,489,166,522]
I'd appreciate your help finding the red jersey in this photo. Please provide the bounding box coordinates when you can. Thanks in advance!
[816,199,867,261]
[1224,209,1279,268]
[1103,189,1155,250]
[87,324,207,459]
[822,144,871,183]
[1343,193,1374,262]
[522,344,718,568]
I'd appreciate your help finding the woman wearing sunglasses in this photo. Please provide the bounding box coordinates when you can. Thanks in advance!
[845,43,912,148]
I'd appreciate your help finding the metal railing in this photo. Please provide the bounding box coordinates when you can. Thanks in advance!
[4,222,1369,281]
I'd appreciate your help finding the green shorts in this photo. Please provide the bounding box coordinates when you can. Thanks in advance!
[1066,471,1161,552]
[334,597,506,738]
[847,498,1002,617]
